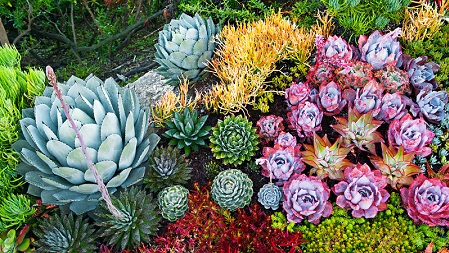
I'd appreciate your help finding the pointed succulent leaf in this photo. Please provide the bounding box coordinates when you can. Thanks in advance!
[46,140,72,167]
[97,134,123,163]
[41,176,72,189]
[20,148,52,174]
[124,112,135,144]
[67,147,97,172]
[106,167,132,188]
[52,190,88,202]
[120,166,145,187]
[58,120,82,148]
[70,200,98,215]
[25,171,57,191]
[52,167,86,184]
[100,113,121,141]
[84,161,117,183]
[70,184,99,194]
[119,137,137,170]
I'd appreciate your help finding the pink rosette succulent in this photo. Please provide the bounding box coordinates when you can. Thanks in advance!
[287,101,323,137]
[316,35,356,67]
[376,92,408,123]
[411,89,449,124]
[256,115,285,143]
[282,174,333,224]
[316,81,347,116]
[257,144,305,182]
[400,174,449,226]
[353,79,384,116]
[285,82,311,107]
[358,28,402,70]
[333,163,390,218]
[387,114,435,157]
[275,132,297,148]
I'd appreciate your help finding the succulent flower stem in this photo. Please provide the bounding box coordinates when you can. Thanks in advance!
[45,66,122,219]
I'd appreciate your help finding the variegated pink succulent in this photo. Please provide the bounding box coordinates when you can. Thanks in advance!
[315,81,347,116]
[333,163,390,218]
[331,107,384,154]
[374,62,411,95]
[257,144,305,182]
[287,101,323,138]
[285,81,311,107]
[376,92,408,123]
[283,173,333,224]
[387,114,435,157]
[401,174,449,226]
[336,60,374,90]
[370,143,423,190]
[353,79,384,116]
[302,133,352,180]
[358,28,402,70]
[256,115,285,143]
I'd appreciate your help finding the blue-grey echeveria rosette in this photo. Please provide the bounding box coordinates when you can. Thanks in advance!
[282,173,332,224]
[258,183,283,210]
[402,54,440,93]
[358,28,402,70]
[411,89,449,124]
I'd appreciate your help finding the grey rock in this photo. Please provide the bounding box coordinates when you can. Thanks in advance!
[122,70,174,107]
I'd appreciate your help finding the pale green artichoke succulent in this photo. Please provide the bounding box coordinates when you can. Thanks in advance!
[211,169,253,211]
[157,185,189,222]
[13,75,160,214]
[154,13,218,85]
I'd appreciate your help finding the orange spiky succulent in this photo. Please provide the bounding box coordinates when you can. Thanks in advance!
[302,133,353,180]
[331,107,384,154]
[370,143,422,190]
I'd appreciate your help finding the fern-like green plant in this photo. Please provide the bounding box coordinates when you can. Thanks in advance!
[0,194,35,231]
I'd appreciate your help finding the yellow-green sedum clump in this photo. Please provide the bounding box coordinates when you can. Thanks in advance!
[271,192,443,253]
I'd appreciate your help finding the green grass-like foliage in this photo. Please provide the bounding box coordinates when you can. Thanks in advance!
[271,192,443,253]
[0,194,35,231]
[163,107,211,156]
[0,44,45,211]
[209,115,259,165]
[144,146,192,193]
[322,0,410,41]
[34,212,97,253]
[95,186,161,251]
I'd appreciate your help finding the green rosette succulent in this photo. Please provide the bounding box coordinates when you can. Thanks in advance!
[154,13,218,85]
[209,115,259,165]
[211,169,253,211]
[33,212,97,253]
[144,146,192,193]
[95,186,161,251]
[157,185,189,222]
[13,75,160,214]
[163,107,211,156]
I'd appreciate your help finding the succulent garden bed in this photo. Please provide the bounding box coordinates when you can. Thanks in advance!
[2,0,449,252]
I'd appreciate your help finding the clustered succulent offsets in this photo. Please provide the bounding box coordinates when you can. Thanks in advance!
[263,27,449,227]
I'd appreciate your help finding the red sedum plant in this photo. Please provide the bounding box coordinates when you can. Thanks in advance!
[146,183,304,252]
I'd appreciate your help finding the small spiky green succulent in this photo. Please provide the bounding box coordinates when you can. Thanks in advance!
[302,133,353,180]
[144,146,192,193]
[331,107,384,154]
[157,185,189,222]
[0,194,35,230]
[154,13,218,85]
[370,143,422,190]
[13,75,160,214]
[211,169,253,211]
[95,186,161,251]
[209,115,259,165]
[163,107,211,156]
[33,212,97,253]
